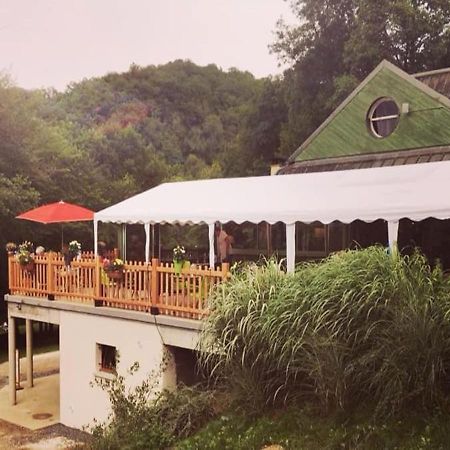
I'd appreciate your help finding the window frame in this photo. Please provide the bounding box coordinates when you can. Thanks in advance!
[96,343,117,376]
[367,97,400,138]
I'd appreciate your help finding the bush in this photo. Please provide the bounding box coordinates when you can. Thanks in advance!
[199,247,450,416]
[89,364,216,450]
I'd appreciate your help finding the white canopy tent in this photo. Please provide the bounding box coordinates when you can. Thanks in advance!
[94,160,450,271]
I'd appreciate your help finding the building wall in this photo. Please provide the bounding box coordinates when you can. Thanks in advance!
[59,311,169,430]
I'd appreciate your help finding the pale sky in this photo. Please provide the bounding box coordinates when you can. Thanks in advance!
[0,0,295,91]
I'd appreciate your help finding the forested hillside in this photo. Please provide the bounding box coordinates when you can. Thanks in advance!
[0,61,287,250]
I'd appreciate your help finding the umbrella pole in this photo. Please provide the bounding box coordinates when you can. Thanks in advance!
[61,224,64,250]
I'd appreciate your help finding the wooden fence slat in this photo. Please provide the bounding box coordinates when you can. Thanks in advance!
[8,253,229,318]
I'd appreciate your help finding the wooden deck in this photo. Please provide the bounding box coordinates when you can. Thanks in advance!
[8,254,229,319]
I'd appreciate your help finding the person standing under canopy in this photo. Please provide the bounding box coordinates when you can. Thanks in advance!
[216,224,233,263]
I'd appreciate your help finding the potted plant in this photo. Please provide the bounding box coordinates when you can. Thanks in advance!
[63,240,81,266]
[16,249,35,273]
[68,240,81,258]
[5,242,17,256]
[103,258,125,282]
[173,245,186,275]
[19,241,34,254]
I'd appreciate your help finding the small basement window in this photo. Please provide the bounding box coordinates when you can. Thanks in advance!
[367,98,400,138]
[96,343,117,374]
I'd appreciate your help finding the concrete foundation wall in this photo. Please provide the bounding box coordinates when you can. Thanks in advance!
[59,311,166,430]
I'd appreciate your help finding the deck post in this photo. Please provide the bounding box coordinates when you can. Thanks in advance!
[47,252,54,298]
[26,319,33,388]
[8,255,13,294]
[151,258,159,307]
[8,314,16,405]
[221,262,230,279]
[95,256,101,300]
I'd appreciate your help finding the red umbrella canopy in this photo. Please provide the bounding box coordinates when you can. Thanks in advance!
[16,201,94,224]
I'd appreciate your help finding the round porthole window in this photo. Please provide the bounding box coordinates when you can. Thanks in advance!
[367,98,400,138]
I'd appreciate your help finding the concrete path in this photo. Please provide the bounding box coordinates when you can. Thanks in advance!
[0,351,88,448]
[0,374,59,430]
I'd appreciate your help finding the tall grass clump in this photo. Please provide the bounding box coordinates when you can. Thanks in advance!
[199,247,450,416]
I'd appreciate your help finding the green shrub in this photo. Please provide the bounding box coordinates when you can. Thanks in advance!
[89,364,216,450]
[199,247,450,416]
[176,406,450,450]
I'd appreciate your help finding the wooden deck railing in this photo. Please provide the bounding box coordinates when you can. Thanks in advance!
[8,254,229,319]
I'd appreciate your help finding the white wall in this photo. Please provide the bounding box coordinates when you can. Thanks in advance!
[59,311,167,430]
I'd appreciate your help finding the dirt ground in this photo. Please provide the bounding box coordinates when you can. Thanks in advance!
[0,352,90,449]
[0,420,89,450]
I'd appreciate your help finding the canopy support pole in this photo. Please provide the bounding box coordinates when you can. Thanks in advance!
[93,220,98,257]
[144,223,150,263]
[151,224,155,258]
[387,220,399,255]
[208,223,215,269]
[286,223,296,273]
[121,224,127,260]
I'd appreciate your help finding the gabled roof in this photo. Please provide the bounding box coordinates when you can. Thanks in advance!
[414,67,450,99]
[287,60,450,164]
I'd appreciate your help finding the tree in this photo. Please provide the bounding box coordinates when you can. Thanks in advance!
[272,0,450,154]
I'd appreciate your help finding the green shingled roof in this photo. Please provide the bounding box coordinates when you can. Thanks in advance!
[290,61,450,163]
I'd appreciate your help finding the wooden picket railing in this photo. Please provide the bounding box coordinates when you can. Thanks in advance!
[8,254,229,319]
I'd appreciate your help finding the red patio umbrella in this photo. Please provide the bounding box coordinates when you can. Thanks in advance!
[17,200,94,224]
[16,200,94,247]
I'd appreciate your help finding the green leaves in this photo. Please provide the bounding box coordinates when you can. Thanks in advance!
[200,248,450,417]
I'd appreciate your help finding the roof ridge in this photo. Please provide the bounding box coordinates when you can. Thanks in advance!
[414,67,450,78]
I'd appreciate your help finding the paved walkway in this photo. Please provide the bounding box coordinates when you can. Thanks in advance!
[0,351,89,448]
[0,374,59,430]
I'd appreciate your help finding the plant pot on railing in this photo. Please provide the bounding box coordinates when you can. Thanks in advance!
[106,270,124,282]
[22,261,35,274]
[173,259,185,275]
[173,245,187,275]
[16,249,35,274]
[103,258,125,283]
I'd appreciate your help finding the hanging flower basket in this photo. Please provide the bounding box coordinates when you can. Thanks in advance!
[22,261,35,274]
[16,248,35,274]
[106,270,124,282]
[103,258,125,282]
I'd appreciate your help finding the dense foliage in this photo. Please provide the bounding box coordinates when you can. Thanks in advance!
[200,247,450,416]
[0,61,287,256]
[177,407,450,450]
[89,364,215,450]
[90,248,450,449]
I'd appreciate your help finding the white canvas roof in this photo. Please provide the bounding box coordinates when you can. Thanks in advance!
[94,160,450,226]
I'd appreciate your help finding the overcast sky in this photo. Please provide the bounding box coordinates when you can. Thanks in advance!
[0,0,295,91]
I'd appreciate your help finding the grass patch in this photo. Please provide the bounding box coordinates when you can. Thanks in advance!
[176,406,450,450]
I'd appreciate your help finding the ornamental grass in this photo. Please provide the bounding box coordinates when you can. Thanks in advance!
[199,247,450,416]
